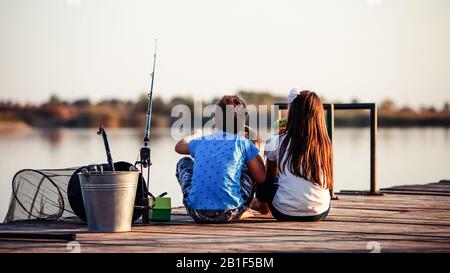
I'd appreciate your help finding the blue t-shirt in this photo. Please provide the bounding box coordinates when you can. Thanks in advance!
[187,130,260,210]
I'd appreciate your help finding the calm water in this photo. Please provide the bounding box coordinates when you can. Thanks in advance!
[0,127,449,220]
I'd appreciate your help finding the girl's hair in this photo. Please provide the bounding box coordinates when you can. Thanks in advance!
[279,90,333,189]
[216,95,247,135]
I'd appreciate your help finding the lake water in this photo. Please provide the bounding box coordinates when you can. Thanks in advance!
[0,127,449,220]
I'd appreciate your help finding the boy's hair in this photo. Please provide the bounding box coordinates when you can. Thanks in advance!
[279,90,333,189]
[215,95,248,135]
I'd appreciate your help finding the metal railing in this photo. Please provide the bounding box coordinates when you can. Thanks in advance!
[275,102,381,196]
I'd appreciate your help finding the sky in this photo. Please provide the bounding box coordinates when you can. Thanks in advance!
[0,0,449,109]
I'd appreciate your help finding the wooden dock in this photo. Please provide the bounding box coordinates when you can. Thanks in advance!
[1,181,450,253]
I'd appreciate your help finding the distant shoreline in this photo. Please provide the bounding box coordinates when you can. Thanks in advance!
[0,121,32,133]
[2,91,450,129]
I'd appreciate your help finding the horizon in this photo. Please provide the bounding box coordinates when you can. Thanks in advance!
[1,0,449,109]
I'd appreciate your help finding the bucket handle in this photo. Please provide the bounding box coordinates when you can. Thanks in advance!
[151,192,168,208]
[136,192,168,210]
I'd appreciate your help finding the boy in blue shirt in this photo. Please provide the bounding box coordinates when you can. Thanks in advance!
[175,95,266,222]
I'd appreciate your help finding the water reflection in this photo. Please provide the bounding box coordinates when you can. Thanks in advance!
[40,128,64,147]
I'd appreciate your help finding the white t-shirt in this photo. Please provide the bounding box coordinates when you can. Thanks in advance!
[265,134,331,216]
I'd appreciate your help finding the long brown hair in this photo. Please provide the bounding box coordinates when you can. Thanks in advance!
[279,90,333,189]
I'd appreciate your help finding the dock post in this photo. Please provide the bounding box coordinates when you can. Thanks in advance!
[370,103,381,195]
[325,104,334,142]
[325,104,338,200]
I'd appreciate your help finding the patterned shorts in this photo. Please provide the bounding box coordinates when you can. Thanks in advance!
[175,157,254,223]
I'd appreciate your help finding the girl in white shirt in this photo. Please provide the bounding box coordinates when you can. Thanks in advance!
[252,89,333,221]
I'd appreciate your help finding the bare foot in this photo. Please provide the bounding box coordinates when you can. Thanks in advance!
[250,198,271,215]
[240,209,255,219]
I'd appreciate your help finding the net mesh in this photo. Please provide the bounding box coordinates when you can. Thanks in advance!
[4,168,80,223]
[4,161,146,223]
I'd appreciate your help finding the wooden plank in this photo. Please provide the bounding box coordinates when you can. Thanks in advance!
[381,181,450,195]
[1,182,450,252]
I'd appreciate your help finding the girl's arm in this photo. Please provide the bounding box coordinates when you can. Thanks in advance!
[247,154,266,184]
[266,159,278,179]
[174,130,202,155]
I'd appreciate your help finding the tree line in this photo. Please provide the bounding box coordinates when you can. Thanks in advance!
[0,91,449,128]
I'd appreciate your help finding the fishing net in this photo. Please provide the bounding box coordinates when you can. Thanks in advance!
[4,161,146,223]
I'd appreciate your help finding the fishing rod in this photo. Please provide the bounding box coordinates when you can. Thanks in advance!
[141,39,157,170]
[136,39,159,224]
[145,40,157,154]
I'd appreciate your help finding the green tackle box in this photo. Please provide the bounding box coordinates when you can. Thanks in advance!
[150,197,171,222]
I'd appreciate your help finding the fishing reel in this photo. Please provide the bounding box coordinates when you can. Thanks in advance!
[135,145,168,224]
[139,146,151,169]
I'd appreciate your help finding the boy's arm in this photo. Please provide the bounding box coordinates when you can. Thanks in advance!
[244,125,261,149]
[174,130,202,155]
[247,154,266,184]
